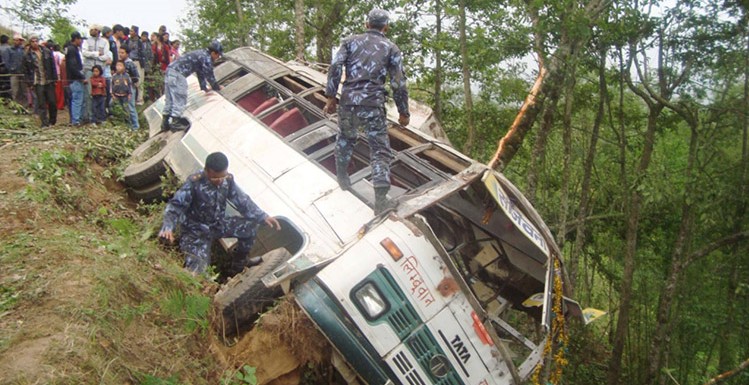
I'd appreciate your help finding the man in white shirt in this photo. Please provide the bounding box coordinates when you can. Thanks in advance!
[81,24,109,124]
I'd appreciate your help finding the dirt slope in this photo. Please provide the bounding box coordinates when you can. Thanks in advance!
[0,103,331,385]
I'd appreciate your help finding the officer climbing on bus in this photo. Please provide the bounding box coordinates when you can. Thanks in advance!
[161,39,224,132]
[323,8,411,215]
[158,152,281,275]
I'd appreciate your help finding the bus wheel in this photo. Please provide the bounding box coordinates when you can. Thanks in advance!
[122,130,184,188]
[213,247,293,340]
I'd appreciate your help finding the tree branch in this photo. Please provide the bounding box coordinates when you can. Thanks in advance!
[684,231,749,267]
[702,357,749,385]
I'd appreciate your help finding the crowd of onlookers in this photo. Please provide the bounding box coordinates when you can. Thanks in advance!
[0,24,182,129]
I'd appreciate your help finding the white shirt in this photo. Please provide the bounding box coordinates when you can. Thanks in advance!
[82,35,110,71]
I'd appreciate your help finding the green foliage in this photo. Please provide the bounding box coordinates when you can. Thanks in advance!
[221,365,258,385]
[8,0,79,35]
[110,100,131,127]
[49,16,78,45]
[159,290,212,334]
[0,285,19,314]
[19,149,88,208]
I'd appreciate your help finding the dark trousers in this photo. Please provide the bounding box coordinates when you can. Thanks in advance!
[105,78,112,114]
[92,95,106,123]
[64,86,71,121]
[179,217,259,274]
[0,69,10,99]
[34,83,57,127]
[336,106,392,188]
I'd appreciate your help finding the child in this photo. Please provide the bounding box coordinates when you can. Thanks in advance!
[90,65,107,124]
[111,61,138,130]
[118,47,140,129]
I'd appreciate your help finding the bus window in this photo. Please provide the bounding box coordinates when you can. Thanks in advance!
[218,67,249,87]
[236,86,284,115]
[261,100,321,138]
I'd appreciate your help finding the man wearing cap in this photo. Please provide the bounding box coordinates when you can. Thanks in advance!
[108,25,126,73]
[82,24,110,123]
[159,151,281,275]
[5,34,28,106]
[22,34,57,127]
[160,40,224,132]
[323,8,410,215]
[66,31,86,126]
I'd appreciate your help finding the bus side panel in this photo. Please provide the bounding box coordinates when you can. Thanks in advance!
[295,278,397,385]
[446,296,510,384]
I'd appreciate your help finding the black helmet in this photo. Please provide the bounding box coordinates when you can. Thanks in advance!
[208,39,222,55]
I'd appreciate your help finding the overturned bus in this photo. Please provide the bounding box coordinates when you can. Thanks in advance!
[123,47,585,385]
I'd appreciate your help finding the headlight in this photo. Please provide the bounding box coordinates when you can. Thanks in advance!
[354,282,388,319]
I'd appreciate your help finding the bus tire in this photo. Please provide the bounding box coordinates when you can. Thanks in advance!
[122,131,183,188]
[214,247,293,339]
[127,181,165,203]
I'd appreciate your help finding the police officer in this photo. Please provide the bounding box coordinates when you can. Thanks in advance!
[161,40,224,132]
[158,152,281,275]
[323,9,410,215]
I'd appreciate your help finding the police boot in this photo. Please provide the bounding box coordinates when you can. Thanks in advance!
[336,162,351,190]
[374,186,394,215]
[170,116,191,132]
[336,168,351,190]
[246,256,262,267]
[160,115,171,132]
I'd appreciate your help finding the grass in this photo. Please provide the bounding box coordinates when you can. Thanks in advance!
[0,102,221,384]
[0,102,332,385]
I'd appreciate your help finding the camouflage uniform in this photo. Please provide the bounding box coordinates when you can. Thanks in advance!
[161,172,268,274]
[163,49,220,120]
[325,28,410,188]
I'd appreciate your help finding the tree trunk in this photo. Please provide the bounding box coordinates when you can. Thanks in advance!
[607,103,663,385]
[235,0,247,45]
[524,3,550,201]
[314,1,346,64]
[488,0,610,171]
[571,47,605,293]
[645,125,699,385]
[526,98,557,202]
[717,31,749,374]
[294,0,305,61]
[433,0,443,120]
[458,0,476,154]
[555,63,576,248]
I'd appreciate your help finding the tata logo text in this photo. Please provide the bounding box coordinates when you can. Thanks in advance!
[450,335,471,364]
[438,330,470,377]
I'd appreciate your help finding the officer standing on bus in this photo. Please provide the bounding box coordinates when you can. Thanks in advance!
[158,152,281,275]
[161,40,223,132]
[323,9,410,215]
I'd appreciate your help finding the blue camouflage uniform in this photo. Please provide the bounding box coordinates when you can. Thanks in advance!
[325,28,410,188]
[161,171,268,274]
[163,49,220,120]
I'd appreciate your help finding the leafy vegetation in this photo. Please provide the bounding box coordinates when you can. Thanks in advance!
[221,365,258,385]
[0,103,223,384]
[2,0,748,383]
[176,0,749,384]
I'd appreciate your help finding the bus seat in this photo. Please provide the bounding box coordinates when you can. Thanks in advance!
[269,108,309,137]
[252,97,279,116]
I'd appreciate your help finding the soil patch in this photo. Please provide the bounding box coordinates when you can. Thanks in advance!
[212,297,331,385]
